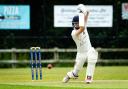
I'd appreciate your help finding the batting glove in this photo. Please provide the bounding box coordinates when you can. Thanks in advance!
[77,4,88,15]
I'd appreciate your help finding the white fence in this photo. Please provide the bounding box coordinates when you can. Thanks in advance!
[0,47,128,67]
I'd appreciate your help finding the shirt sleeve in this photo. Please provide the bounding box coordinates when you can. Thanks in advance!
[71,30,77,39]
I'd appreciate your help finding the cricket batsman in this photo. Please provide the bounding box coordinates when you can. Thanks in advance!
[62,4,98,84]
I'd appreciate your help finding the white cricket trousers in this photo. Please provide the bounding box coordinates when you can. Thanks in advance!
[73,47,98,77]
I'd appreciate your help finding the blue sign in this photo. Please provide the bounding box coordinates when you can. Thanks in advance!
[0,5,30,30]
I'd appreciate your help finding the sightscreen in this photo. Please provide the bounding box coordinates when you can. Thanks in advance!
[54,5,113,27]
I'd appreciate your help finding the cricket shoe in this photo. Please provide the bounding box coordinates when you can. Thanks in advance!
[62,71,78,83]
[85,76,92,84]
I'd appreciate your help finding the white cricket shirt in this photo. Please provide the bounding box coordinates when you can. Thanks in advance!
[71,28,92,53]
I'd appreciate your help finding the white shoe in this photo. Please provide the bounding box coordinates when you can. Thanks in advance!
[85,76,92,84]
[67,71,78,79]
[62,71,78,83]
[62,75,70,83]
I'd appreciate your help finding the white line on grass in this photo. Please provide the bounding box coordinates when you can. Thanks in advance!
[1,80,128,89]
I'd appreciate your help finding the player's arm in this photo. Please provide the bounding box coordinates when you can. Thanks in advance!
[75,26,84,36]
[75,12,89,36]
[84,11,89,27]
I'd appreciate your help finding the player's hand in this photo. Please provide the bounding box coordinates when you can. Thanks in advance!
[77,4,88,15]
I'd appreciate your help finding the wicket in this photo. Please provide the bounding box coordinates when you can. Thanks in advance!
[30,47,42,80]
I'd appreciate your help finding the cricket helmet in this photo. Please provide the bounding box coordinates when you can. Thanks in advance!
[72,15,79,25]
[72,15,79,29]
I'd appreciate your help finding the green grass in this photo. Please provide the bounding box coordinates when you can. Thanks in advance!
[0,66,128,89]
